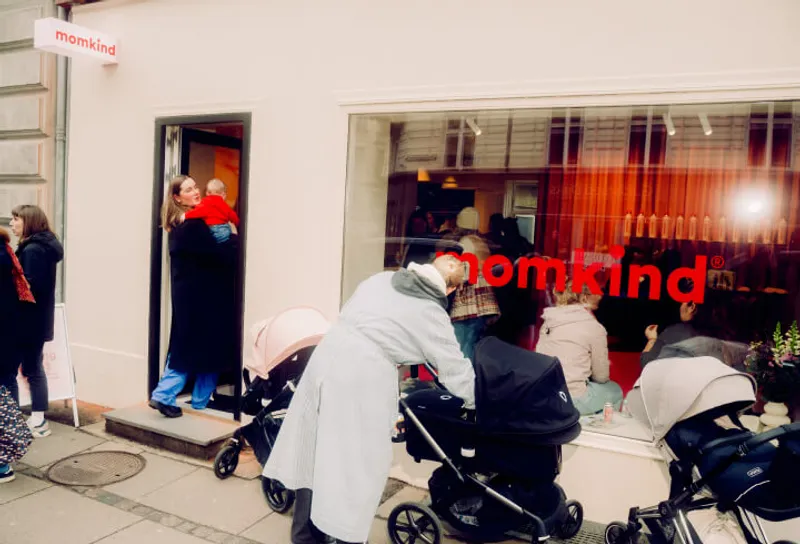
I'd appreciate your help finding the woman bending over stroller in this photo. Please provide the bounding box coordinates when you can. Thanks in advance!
[535,280,623,415]
[262,254,476,544]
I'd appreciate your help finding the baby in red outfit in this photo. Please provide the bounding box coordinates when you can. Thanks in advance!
[183,178,239,242]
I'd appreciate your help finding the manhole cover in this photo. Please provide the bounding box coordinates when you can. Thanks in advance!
[46,451,146,486]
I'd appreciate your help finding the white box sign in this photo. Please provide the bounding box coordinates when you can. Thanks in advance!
[34,17,118,65]
[17,304,80,427]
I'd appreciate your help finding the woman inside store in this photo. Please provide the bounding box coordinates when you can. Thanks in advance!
[640,279,701,368]
[148,175,239,418]
[8,205,64,438]
[535,280,623,415]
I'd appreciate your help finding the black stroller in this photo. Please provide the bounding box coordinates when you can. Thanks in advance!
[607,355,800,544]
[389,336,585,544]
[213,306,330,514]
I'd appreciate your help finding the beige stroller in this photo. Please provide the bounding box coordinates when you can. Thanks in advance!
[606,355,800,544]
[213,306,331,513]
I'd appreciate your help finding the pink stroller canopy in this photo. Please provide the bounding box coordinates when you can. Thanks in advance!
[247,306,331,380]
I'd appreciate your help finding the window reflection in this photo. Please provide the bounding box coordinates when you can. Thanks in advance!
[343,102,800,440]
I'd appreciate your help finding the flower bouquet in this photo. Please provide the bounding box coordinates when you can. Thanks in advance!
[744,321,800,405]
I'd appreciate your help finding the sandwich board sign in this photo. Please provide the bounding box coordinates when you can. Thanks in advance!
[16,304,79,427]
[34,17,118,65]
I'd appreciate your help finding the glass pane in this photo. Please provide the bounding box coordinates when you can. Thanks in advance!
[342,100,800,442]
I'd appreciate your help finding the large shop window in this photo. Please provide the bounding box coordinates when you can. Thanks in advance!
[341,102,800,441]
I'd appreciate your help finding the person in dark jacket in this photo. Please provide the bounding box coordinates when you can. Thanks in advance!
[9,205,64,438]
[640,279,700,368]
[148,175,239,418]
[656,336,749,371]
[0,226,36,482]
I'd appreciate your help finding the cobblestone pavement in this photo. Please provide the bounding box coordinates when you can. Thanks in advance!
[1,420,605,544]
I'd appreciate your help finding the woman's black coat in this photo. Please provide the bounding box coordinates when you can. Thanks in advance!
[16,231,63,345]
[166,219,239,375]
[0,246,24,375]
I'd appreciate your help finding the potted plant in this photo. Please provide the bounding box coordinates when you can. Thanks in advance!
[744,321,800,430]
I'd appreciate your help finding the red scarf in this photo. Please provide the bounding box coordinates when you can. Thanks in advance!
[5,243,35,303]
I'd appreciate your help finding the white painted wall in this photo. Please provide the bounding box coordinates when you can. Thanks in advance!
[60,0,800,533]
[63,0,800,407]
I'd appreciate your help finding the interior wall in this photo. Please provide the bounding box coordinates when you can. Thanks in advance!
[63,0,800,408]
[188,141,215,195]
[214,147,240,209]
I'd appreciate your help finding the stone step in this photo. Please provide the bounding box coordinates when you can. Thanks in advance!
[103,402,242,460]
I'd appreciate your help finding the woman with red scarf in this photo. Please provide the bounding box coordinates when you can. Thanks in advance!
[0,226,35,483]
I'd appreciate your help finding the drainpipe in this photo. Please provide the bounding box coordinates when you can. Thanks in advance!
[53,4,71,303]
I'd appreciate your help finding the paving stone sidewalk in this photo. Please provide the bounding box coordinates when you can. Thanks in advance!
[1,420,602,544]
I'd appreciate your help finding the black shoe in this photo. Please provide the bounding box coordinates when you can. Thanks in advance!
[149,400,182,418]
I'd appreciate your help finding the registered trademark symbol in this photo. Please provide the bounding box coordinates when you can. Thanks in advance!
[711,256,725,269]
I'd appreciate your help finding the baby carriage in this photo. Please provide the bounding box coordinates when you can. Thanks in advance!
[388,336,585,544]
[213,306,330,513]
[606,355,800,544]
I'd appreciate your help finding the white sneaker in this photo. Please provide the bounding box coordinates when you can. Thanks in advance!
[27,419,51,438]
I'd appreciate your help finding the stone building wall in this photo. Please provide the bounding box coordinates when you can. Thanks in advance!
[0,0,61,289]
[0,0,58,230]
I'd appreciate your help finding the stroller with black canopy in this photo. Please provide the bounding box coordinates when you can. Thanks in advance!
[388,336,585,544]
[606,355,800,544]
[213,306,330,513]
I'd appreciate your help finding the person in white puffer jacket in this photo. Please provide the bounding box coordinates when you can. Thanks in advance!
[535,280,623,415]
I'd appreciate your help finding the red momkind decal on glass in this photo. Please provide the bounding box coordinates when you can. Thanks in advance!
[436,244,707,304]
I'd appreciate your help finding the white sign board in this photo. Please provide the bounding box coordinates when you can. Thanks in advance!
[34,17,118,65]
[17,304,79,427]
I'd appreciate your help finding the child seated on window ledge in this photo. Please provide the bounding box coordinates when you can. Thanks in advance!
[182,178,239,243]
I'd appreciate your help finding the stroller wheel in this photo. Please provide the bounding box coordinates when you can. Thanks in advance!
[261,477,295,513]
[213,444,240,480]
[555,500,583,540]
[604,521,633,544]
[387,502,443,544]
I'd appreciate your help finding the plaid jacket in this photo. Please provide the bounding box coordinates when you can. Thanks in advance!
[449,273,501,322]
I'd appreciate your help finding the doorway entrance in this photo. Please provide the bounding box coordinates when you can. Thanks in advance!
[149,113,251,421]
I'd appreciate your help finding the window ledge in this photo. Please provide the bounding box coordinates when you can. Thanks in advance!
[571,429,663,461]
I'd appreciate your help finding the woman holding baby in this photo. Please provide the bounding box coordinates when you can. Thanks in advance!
[149,175,239,418]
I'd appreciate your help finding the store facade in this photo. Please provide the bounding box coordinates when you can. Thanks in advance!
[60,0,799,532]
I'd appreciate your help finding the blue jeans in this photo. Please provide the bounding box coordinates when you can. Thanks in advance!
[209,224,231,243]
[150,354,218,409]
[453,317,488,363]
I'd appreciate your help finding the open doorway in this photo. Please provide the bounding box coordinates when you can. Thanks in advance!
[148,113,251,421]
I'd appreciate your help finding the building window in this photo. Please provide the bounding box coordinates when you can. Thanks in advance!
[342,100,800,441]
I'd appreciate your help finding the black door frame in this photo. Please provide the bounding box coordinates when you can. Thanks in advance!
[148,112,252,422]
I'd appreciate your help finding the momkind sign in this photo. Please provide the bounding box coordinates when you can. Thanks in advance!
[438,245,708,304]
[34,17,118,65]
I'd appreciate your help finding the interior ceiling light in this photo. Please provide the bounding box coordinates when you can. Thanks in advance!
[442,176,458,189]
[465,118,482,136]
[417,168,430,182]
[698,113,713,136]
[662,113,676,136]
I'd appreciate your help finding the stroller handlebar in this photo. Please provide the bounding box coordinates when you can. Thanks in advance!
[421,361,446,390]
[674,421,800,506]
[736,421,800,456]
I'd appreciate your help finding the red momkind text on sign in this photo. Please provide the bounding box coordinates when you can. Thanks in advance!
[436,245,707,304]
[55,30,116,56]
